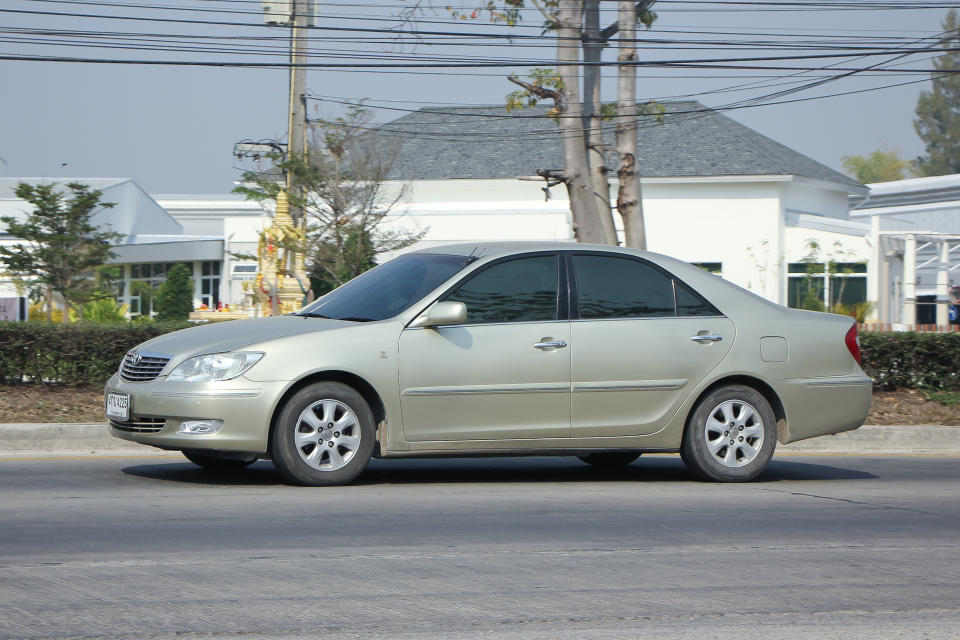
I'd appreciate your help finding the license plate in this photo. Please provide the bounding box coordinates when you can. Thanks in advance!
[106,393,130,421]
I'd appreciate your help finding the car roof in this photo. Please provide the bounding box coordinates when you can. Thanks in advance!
[409,241,649,259]
[409,241,785,318]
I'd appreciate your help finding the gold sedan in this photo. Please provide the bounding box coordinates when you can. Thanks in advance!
[105,242,872,485]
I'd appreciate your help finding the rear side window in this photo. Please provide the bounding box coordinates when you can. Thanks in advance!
[676,282,719,317]
[444,255,559,324]
[573,255,674,318]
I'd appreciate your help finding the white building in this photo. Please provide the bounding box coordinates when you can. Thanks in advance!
[1,102,872,318]
[851,174,960,326]
[0,178,225,316]
[376,102,870,308]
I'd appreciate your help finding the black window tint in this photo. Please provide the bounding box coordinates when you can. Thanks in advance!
[676,282,719,316]
[445,255,558,324]
[573,255,674,319]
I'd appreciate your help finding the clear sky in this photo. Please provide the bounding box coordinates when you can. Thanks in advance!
[0,0,950,194]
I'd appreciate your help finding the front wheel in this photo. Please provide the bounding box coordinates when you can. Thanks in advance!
[681,385,777,482]
[271,381,376,486]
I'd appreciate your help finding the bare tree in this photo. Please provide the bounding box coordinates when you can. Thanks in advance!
[236,104,425,294]
[492,1,658,246]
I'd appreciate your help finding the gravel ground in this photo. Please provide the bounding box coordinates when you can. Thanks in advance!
[1,385,957,425]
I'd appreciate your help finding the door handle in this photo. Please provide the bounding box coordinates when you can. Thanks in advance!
[534,340,568,350]
[690,334,723,343]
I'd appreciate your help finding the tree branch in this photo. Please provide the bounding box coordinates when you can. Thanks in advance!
[600,0,655,41]
[508,75,560,102]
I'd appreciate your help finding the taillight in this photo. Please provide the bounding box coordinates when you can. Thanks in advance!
[845,323,862,365]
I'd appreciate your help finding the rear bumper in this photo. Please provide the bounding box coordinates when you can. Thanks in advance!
[104,374,287,453]
[771,374,873,444]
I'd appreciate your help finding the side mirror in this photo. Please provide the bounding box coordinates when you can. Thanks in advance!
[410,301,467,328]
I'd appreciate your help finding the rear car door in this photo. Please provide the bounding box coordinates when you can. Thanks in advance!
[569,253,734,437]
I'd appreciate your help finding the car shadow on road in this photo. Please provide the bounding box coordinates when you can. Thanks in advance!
[121,455,876,487]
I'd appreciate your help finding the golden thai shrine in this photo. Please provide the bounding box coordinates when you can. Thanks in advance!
[250,189,309,316]
[189,189,309,321]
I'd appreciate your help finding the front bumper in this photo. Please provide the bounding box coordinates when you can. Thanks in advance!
[104,373,289,453]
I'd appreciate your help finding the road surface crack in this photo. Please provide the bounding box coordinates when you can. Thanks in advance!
[758,488,943,516]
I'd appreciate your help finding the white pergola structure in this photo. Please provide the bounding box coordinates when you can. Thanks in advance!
[871,232,960,326]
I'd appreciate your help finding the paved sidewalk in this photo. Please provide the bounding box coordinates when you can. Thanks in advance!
[1,422,958,456]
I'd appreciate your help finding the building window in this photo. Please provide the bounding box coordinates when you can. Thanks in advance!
[200,260,221,309]
[231,263,257,281]
[128,262,195,316]
[788,262,866,311]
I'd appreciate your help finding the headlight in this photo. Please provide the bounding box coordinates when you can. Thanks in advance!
[167,352,264,382]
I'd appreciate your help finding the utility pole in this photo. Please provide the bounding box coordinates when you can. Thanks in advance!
[286,0,309,230]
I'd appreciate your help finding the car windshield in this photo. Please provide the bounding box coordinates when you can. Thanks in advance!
[296,253,470,322]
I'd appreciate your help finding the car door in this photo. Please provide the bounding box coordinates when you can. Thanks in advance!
[398,253,571,442]
[569,253,734,437]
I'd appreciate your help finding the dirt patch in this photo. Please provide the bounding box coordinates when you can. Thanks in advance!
[1,385,958,426]
[0,385,106,424]
[867,389,960,426]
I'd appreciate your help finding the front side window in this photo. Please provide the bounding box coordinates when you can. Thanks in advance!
[573,255,674,319]
[444,255,559,324]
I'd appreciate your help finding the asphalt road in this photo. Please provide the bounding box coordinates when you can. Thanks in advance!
[1,453,958,640]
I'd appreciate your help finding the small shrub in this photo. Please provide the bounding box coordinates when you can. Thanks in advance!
[860,331,960,391]
[0,321,193,386]
[155,263,194,322]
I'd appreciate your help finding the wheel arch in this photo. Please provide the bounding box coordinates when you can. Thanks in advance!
[267,370,387,457]
[683,375,787,444]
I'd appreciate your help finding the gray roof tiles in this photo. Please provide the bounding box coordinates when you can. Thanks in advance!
[380,101,860,187]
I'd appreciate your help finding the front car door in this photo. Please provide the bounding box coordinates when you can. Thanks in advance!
[398,253,571,442]
[569,253,734,437]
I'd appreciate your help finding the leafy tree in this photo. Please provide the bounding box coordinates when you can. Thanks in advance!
[236,104,424,293]
[155,263,194,322]
[914,9,960,176]
[841,148,913,183]
[0,182,120,323]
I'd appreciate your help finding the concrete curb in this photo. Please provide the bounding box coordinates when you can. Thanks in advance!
[778,425,960,455]
[0,423,153,454]
[0,423,958,456]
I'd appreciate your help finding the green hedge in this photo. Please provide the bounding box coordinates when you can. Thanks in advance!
[0,321,192,387]
[860,331,960,391]
[0,322,957,391]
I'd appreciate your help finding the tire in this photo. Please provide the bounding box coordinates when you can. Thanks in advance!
[681,385,777,482]
[182,450,257,471]
[271,381,376,486]
[578,452,640,468]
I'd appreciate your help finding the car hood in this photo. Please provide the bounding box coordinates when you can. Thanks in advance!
[136,316,354,358]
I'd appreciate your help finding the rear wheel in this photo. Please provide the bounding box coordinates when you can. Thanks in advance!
[578,452,640,468]
[271,381,376,486]
[681,385,777,482]
[182,450,256,471]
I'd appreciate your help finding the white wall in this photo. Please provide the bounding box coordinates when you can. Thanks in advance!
[158,196,269,307]
[385,176,798,303]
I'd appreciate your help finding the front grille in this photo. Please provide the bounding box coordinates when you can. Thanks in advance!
[109,417,167,433]
[119,350,171,382]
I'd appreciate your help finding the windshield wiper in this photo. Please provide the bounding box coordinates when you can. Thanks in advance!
[337,316,376,322]
[296,311,331,318]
